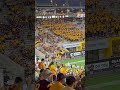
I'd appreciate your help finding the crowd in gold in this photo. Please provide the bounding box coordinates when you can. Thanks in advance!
[86,10,120,34]
[36,21,67,60]
[38,61,85,78]
[35,59,85,90]
[0,0,35,74]
[86,0,120,37]
[40,20,85,41]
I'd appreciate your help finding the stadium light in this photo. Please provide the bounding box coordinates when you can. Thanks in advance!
[52,15,55,18]
[67,9,70,12]
[65,15,69,17]
[40,16,42,18]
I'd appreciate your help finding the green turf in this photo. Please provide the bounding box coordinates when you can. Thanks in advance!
[86,72,120,90]
[58,57,85,67]
[88,84,120,90]
[60,57,85,63]
[100,84,120,90]
[56,57,120,90]
[86,72,120,86]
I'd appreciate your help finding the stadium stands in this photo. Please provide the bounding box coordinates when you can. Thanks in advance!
[35,18,85,61]
[86,0,120,39]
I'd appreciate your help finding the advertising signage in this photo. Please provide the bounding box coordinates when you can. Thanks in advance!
[86,57,120,71]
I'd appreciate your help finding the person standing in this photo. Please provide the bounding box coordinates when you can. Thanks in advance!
[38,58,45,70]
[62,76,76,90]
[9,77,23,90]
[60,64,67,75]
[50,73,66,90]
[39,69,53,90]
[49,62,57,81]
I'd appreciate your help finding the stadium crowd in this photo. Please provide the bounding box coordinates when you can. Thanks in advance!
[86,0,120,39]
[1,0,119,65]
[40,20,84,41]
[36,20,66,60]
[0,24,34,74]
[34,58,85,90]
[35,19,85,61]
[0,0,35,82]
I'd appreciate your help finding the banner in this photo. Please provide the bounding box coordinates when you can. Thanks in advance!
[70,52,82,57]
[86,38,108,51]
[86,57,120,71]
[86,61,109,71]
[109,57,120,68]
[93,61,109,70]
[63,42,80,48]
[70,50,85,57]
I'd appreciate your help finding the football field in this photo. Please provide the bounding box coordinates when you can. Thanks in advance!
[57,57,120,90]
[58,57,85,68]
[86,72,120,90]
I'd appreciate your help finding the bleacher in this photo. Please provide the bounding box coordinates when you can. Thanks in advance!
[40,20,84,41]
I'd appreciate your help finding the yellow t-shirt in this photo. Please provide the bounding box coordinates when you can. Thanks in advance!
[49,65,57,76]
[74,69,79,76]
[38,62,45,69]
[60,67,66,75]
[50,81,64,90]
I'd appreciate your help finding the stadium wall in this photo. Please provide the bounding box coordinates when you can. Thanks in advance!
[86,37,120,61]
[104,37,120,58]
[63,41,85,51]
[86,37,120,68]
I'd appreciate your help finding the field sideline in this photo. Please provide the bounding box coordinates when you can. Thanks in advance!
[57,57,85,68]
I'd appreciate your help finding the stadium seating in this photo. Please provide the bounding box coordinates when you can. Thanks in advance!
[40,20,84,41]
[35,19,85,61]
[86,0,120,38]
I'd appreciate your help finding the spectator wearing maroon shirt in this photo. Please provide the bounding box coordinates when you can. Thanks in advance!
[39,69,53,90]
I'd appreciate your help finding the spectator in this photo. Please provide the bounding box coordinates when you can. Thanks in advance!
[38,69,44,80]
[50,73,66,90]
[60,64,67,75]
[62,76,76,90]
[38,58,45,69]
[49,62,57,81]
[9,77,23,90]
[75,81,81,90]
[38,69,53,90]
